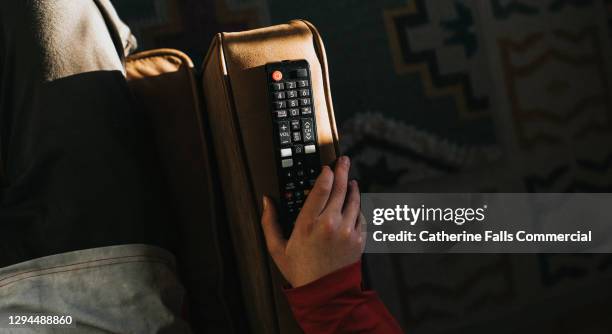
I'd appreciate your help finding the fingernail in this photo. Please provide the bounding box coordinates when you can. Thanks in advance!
[340,156,350,166]
[262,196,268,210]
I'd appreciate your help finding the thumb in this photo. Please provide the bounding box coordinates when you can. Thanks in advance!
[261,196,287,264]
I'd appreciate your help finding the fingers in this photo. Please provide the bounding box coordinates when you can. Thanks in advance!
[299,166,334,219]
[342,180,361,229]
[324,156,350,213]
[261,196,287,263]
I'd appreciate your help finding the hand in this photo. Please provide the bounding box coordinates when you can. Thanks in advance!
[261,156,365,288]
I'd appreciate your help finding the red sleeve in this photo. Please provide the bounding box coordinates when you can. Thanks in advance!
[284,261,403,334]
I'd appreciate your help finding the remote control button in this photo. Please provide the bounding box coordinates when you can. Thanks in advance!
[289,108,300,117]
[294,191,303,200]
[292,131,302,142]
[294,145,303,154]
[285,182,296,190]
[304,144,316,154]
[290,119,300,130]
[299,98,311,106]
[284,191,293,200]
[298,180,305,187]
[271,82,284,91]
[297,80,308,88]
[276,110,287,118]
[300,107,312,115]
[302,118,314,142]
[303,189,310,196]
[287,99,299,108]
[308,168,317,175]
[294,69,308,78]
[273,91,286,100]
[279,121,289,131]
[286,81,297,89]
[280,148,292,157]
[281,158,293,168]
[278,122,291,145]
[308,179,316,186]
[297,169,304,177]
[272,70,283,81]
[286,90,298,98]
[298,89,310,97]
[274,101,286,109]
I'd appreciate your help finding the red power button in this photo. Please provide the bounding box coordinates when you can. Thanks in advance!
[272,70,283,81]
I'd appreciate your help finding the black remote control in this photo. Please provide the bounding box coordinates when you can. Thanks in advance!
[266,60,321,236]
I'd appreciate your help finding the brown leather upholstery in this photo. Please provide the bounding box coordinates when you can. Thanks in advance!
[125,49,242,333]
[202,20,340,333]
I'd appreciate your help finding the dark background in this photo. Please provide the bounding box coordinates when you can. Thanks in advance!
[113,0,612,332]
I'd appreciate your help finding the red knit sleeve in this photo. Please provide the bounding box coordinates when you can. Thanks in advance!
[284,261,403,334]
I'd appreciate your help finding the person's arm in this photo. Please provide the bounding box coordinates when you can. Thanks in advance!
[284,260,403,333]
[261,156,403,333]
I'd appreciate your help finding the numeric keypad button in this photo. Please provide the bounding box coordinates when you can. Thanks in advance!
[298,89,310,97]
[300,107,312,115]
[273,92,286,100]
[299,98,311,106]
[274,101,286,109]
[289,108,300,117]
[297,80,308,88]
[286,90,298,98]
[271,83,285,91]
[286,81,297,89]
[287,99,299,108]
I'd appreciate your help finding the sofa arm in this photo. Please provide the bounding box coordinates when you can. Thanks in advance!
[125,48,242,333]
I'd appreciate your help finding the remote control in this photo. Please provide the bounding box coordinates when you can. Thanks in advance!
[266,60,321,236]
